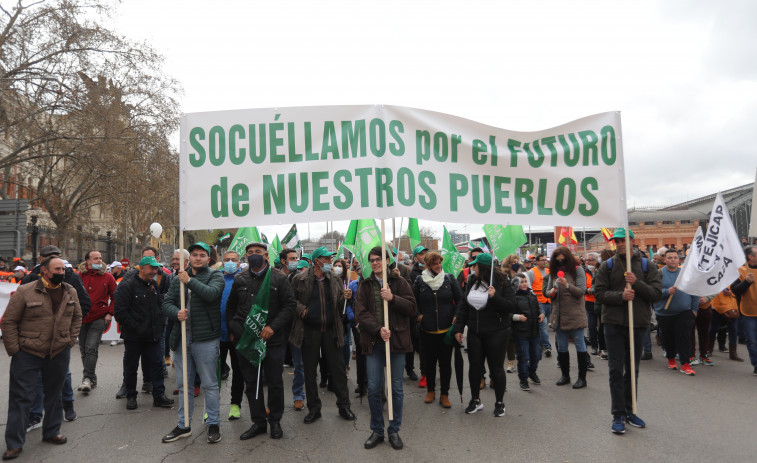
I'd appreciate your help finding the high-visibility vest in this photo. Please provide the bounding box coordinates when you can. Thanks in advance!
[585,269,595,303]
[532,267,550,304]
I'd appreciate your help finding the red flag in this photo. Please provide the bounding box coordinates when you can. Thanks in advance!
[601,227,613,242]
[558,227,578,245]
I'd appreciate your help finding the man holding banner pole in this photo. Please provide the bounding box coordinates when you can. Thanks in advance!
[161,242,225,444]
[593,228,661,435]
[355,245,416,450]
[226,242,296,440]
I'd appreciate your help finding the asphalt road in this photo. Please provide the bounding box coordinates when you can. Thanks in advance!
[1,334,756,463]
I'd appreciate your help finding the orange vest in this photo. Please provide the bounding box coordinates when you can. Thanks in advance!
[532,267,550,304]
[584,269,595,303]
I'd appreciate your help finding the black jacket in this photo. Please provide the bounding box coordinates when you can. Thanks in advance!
[511,290,542,338]
[226,265,296,347]
[413,272,463,333]
[453,274,516,335]
[114,274,164,342]
[20,265,92,318]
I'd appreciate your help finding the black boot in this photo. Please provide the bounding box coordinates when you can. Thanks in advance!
[556,352,571,386]
[573,352,588,389]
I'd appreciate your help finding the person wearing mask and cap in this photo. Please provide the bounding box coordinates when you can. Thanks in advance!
[2,256,82,460]
[161,242,225,444]
[593,228,662,435]
[218,250,244,421]
[10,266,26,283]
[109,262,125,283]
[290,246,356,425]
[226,242,296,441]
[76,250,117,394]
[279,248,306,411]
[113,256,175,411]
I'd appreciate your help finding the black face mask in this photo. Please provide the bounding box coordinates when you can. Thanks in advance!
[248,254,265,269]
[555,259,566,267]
[50,273,65,285]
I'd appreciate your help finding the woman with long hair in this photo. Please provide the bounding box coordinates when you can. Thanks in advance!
[544,246,588,389]
[454,253,516,417]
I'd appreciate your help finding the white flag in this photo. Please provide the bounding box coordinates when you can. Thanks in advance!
[281,224,302,250]
[675,193,746,296]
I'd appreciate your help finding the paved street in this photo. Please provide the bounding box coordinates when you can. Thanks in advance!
[1,334,756,463]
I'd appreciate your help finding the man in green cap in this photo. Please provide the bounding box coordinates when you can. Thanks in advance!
[114,256,175,411]
[161,242,225,444]
[290,246,356,424]
[594,228,662,435]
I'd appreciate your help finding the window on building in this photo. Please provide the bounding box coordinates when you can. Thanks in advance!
[662,221,674,225]
[680,220,692,224]
[644,221,655,225]
[629,222,638,226]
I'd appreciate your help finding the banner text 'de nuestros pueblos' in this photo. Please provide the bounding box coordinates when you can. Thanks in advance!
[179,106,627,230]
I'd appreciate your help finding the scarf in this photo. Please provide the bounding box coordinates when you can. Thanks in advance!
[421,269,445,291]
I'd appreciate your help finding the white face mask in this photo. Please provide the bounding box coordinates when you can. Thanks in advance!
[587,265,595,272]
[333,267,343,276]
[470,268,476,276]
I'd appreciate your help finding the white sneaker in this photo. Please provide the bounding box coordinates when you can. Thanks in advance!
[26,418,42,432]
[689,357,701,366]
[110,340,119,346]
[506,360,516,373]
[78,378,92,393]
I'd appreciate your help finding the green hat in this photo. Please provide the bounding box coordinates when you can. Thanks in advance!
[188,241,211,255]
[392,247,398,256]
[301,253,312,261]
[467,253,493,267]
[610,228,635,240]
[138,256,163,268]
[273,256,281,266]
[311,246,336,260]
[413,245,429,257]
[297,260,309,269]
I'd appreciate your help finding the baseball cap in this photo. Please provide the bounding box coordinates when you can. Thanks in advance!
[138,256,163,268]
[413,245,429,257]
[188,242,211,255]
[468,253,493,267]
[611,228,635,240]
[311,246,336,260]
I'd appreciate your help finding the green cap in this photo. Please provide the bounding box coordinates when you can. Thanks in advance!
[273,256,281,266]
[138,256,163,268]
[297,260,309,269]
[467,253,493,267]
[301,253,312,261]
[413,245,429,257]
[311,246,336,260]
[611,228,635,240]
[188,241,211,255]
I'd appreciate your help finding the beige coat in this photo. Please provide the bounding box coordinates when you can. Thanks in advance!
[2,280,82,358]
[543,267,587,331]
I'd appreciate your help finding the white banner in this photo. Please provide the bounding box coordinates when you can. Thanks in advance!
[749,168,757,238]
[675,193,746,296]
[180,106,627,229]
[0,281,20,336]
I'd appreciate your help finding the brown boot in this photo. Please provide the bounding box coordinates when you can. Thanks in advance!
[439,394,452,408]
[479,378,486,390]
[424,391,435,403]
[729,344,744,362]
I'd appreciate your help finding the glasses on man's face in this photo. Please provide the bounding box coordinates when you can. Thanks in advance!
[369,258,383,264]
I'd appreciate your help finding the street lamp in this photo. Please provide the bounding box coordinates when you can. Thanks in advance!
[31,215,39,265]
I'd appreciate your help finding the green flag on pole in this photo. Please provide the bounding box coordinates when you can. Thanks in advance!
[219,232,231,242]
[407,218,421,251]
[344,219,393,277]
[441,226,466,276]
[270,234,282,257]
[482,224,527,262]
[228,227,262,256]
[282,224,302,249]
[235,268,271,366]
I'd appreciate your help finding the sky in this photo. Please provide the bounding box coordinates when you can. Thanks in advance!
[109,0,757,243]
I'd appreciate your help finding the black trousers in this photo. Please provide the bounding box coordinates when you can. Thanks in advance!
[220,341,244,405]
[351,325,367,389]
[658,310,695,362]
[302,325,350,411]
[420,331,452,395]
[467,328,509,403]
[123,339,165,399]
[238,340,285,425]
[604,324,644,417]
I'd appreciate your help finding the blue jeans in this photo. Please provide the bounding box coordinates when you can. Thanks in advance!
[174,339,221,428]
[538,302,552,350]
[643,326,652,354]
[286,336,305,402]
[555,328,587,353]
[30,370,74,420]
[366,348,405,436]
[740,316,757,368]
[514,335,542,380]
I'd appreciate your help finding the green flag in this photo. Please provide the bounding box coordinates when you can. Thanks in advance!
[441,226,466,276]
[343,219,393,277]
[219,232,231,242]
[228,227,262,256]
[482,224,527,262]
[407,218,421,251]
[269,234,282,258]
[282,224,302,249]
[235,268,271,366]
[335,241,344,260]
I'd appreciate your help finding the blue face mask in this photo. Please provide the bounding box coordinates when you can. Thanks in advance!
[223,261,238,274]
[91,263,103,270]
[321,263,333,273]
[287,261,298,272]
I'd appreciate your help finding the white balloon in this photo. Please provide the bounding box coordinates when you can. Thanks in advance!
[150,222,163,239]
